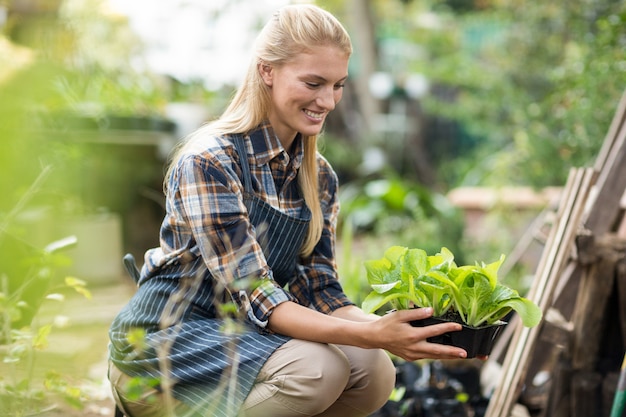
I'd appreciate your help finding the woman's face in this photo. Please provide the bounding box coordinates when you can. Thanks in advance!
[260,45,349,149]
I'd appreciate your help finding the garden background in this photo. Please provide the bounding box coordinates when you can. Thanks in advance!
[1,0,625,415]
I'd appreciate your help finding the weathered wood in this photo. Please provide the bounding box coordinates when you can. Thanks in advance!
[618,209,626,237]
[584,105,626,234]
[485,90,626,417]
[517,310,573,412]
[487,209,556,363]
[528,168,594,307]
[488,314,519,363]
[543,356,572,417]
[571,371,603,417]
[571,257,616,370]
[594,88,626,174]
[485,167,594,417]
[575,232,597,265]
[551,261,582,319]
[519,309,574,412]
[531,236,626,415]
[540,308,574,347]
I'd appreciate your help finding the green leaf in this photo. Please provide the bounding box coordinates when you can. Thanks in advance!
[429,247,457,272]
[33,324,52,350]
[404,248,429,276]
[384,246,409,265]
[364,259,394,285]
[494,297,542,327]
[362,292,389,314]
[371,281,402,294]
[458,274,497,327]
[418,281,453,316]
[361,246,542,328]
[65,276,92,300]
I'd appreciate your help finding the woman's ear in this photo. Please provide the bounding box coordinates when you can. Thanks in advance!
[259,62,273,87]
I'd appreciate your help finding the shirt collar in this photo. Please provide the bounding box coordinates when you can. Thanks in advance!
[248,122,304,168]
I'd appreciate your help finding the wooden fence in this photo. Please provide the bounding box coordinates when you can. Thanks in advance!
[485,89,626,417]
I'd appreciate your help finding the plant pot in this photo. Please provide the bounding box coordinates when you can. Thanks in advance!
[410,316,506,358]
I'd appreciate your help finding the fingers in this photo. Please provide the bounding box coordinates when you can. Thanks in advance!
[390,342,466,361]
[410,322,467,360]
[390,308,463,338]
[397,340,467,361]
[419,321,462,338]
[421,342,467,360]
[383,309,468,361]
[395,307,434,321]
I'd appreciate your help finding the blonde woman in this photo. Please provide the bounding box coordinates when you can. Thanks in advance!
[108,4,467,417]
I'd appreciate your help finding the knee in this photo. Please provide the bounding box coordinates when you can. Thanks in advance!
[291,343,352,413]
[245,341,351,416]
[358,349,396,411]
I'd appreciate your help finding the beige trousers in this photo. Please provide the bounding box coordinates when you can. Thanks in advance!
[109,339,396,417]
[240,339,396,417]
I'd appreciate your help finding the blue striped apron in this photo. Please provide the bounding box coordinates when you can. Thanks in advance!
[109,132,311,417]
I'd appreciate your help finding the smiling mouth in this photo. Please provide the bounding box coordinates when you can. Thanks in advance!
[303,109,324,120]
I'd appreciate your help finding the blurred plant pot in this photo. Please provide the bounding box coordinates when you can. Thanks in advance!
[55,212,124,284]
[411,315,506,358]
[51,114,176,133]
[14,209,124,285]
[106,115,176,132]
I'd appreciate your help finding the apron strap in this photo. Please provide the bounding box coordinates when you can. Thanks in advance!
[233,135,254,194]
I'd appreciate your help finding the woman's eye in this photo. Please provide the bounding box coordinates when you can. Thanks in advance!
[334,84,345,90]
[306,82,320,88]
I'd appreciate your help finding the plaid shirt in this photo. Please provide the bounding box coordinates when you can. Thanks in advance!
[141,122,353,328]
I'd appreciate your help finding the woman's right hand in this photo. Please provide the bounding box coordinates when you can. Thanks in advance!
[370,307,467,361]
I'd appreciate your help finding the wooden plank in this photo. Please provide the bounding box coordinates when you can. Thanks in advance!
[484,168,595,417]
[618,205,626,237]
[594,88,626,174]
[486,175,577,413]
[571,371,603,417]
[551,261,582,318]
[571,255,616,370]
[528,169,585,303]
[486,92,626,417]
[584,104,626,234]
[544,357,573,417]
[488,209,555,363]
[552,262,584,320]
[533,169,594,314]
[485,174,580,368]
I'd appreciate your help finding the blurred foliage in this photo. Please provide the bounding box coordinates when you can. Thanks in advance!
[2,0,622,332]
[404,0,626,187]
[0,171,93,415]
[12,0,170,117]
[0,11,165,415]
[1,0,161,209]
[338,172,465,256]
[327,0,626,303]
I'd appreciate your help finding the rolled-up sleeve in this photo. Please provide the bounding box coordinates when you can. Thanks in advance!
[246,277,297,326]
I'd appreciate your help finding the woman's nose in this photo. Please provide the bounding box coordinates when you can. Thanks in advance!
[317,87,337,111]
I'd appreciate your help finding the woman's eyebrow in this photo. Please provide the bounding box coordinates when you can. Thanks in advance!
[304,74,349,83]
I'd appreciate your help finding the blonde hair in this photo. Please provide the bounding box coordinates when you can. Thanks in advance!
[164,4,352,256]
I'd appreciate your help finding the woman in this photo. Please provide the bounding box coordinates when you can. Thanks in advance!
[108,4,467,417]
